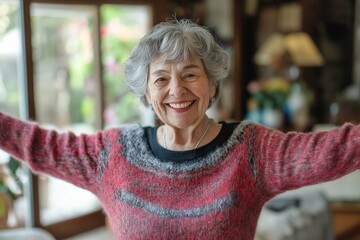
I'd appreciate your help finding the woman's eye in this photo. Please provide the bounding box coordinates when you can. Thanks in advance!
[184,73,196,79]
[155,77,167,84]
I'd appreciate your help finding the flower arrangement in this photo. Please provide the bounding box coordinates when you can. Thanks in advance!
[249,76,291,109]
[246,76,291,128]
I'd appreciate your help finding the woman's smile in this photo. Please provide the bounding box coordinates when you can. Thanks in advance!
[167,100,196,111]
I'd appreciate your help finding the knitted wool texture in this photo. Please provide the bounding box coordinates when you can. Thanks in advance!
[0,112,359,239]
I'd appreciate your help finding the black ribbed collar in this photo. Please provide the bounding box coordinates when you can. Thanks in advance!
[144,122,238,163]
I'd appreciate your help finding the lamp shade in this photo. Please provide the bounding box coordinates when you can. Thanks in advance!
[284,32,324,66]
[254,33,286,65]
[254,32,324,67]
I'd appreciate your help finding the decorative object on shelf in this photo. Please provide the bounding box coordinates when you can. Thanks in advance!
[247,31,323,130]
[254,32,324,67]
[261,108,284,129]
[246,74,291,129]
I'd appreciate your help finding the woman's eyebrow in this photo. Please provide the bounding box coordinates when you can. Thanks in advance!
[150,64,201,76]
[151,69,169,75]
[182,64,201,70]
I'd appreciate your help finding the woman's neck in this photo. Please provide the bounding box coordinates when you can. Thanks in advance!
[160,118,221,151]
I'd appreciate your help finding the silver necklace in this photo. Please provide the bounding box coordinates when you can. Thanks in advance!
[163,121,213,150]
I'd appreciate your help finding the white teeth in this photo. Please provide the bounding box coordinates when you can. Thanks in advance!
[168,101,193,109]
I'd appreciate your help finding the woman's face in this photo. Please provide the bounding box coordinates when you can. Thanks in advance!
[146,56,216,129]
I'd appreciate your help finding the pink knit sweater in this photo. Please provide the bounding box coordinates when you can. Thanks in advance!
[0,112,359,239]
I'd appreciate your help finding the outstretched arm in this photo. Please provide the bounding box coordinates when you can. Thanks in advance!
[0,111,115,193]
[250,123,360,196]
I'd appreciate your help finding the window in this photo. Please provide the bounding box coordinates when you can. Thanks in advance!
[30,3,152,227]
[0,0,26,229]
[1,1,155,238]
[31,4,101,225]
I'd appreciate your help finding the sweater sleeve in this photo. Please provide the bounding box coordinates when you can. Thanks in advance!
[0,111,117,193]
[251,123,360,196]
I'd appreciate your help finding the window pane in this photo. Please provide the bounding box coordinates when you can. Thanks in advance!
[0,0,21,117]
[30,3,101,225]
[31,4,99,129]
[100,4,153,127]
[0,0,27,229]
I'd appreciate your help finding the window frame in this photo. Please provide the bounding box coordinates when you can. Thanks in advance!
[20,0,166,238]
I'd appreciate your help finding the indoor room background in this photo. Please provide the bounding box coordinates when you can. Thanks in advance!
[0,0,359,239]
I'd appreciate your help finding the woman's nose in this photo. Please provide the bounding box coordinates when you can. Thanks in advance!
[169,78,187,97]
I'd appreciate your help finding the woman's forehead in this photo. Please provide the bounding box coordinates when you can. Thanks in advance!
[157,51,202,62]
[152,54,202,65]
[149,56,204,71]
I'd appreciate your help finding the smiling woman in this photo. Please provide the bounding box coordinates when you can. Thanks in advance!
[0,19,360,240]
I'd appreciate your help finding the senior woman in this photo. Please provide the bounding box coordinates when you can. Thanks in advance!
[124,19,227,151]
[0,19,360,240]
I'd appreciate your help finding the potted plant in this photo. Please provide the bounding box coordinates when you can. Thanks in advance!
[0,155,23,229]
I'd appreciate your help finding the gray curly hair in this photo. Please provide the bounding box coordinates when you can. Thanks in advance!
[124,19,230,107]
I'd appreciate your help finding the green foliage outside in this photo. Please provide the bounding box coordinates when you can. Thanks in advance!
[100,5,146,125]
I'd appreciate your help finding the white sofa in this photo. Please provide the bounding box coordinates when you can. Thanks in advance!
[0,228,55,240]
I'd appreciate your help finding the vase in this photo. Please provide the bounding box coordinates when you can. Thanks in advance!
[262,109,284,129]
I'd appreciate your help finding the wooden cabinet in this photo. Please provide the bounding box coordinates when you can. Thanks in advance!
[331,203,360,240]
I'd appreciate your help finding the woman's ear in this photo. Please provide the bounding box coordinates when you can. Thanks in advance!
[210,81,217,98]
[145,92,152,106]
